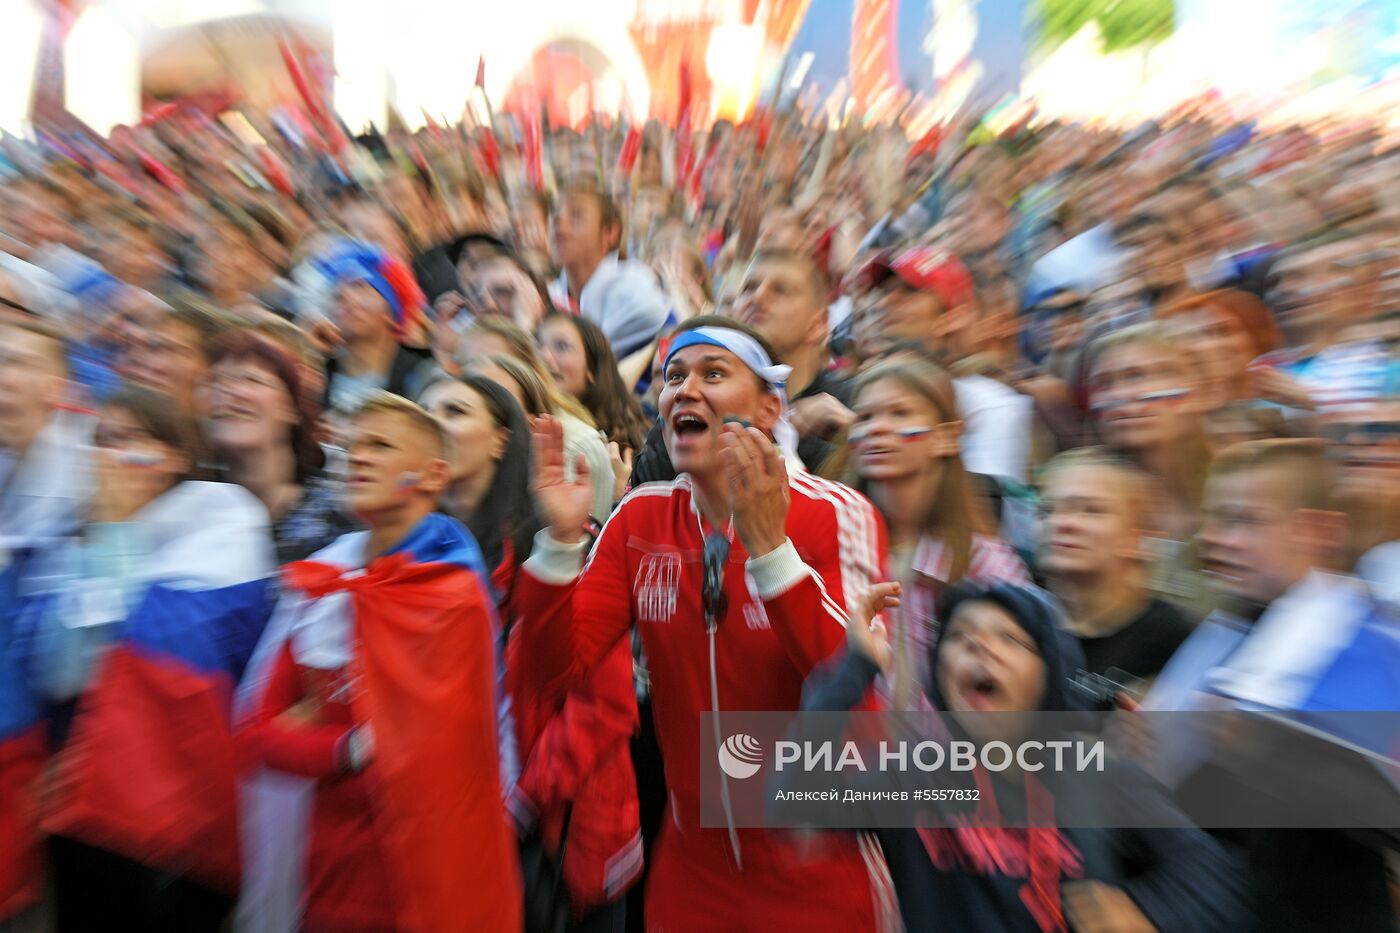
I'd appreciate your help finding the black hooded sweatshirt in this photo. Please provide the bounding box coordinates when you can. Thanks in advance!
[801,582,1247,933]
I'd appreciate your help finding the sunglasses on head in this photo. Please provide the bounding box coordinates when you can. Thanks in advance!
[702,531,730,631]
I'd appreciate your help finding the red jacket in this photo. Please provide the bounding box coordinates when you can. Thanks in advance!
[506,620,641,913]
[241,643,397,933]
[516,471,892,918]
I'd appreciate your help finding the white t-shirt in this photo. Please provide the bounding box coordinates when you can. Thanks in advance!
[953,375,1033,484]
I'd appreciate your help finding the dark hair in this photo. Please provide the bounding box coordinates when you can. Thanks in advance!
[541,312,649,452]
[208,329,326,482]
[102,384,203,485]
[422,375,542,582]
[562,185,622,245]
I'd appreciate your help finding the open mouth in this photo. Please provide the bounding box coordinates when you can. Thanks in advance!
[956,664,1004,710]
[1202,554,1246,583]
[671,411,710,437]
[209,405,258,422]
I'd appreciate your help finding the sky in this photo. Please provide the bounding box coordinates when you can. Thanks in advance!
[787,0,1028,103]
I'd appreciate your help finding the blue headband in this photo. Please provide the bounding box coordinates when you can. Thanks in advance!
[663,327,792,391]
[319,243,403,324]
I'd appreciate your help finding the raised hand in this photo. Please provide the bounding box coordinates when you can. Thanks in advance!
[1063,882,1156,933]
[720,424,789,559]
[846,582,901,671]
[532,415,593,544]
[790,392,856,440]
[607,441,634,505]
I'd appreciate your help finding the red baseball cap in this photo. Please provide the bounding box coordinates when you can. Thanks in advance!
[851,247,974,310]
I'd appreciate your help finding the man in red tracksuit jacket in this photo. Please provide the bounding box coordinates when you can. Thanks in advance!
[516,317,897,932]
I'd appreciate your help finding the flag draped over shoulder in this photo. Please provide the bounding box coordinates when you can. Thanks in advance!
[279,513,522,933]
[19,481,275,893]
[0,565,45,920]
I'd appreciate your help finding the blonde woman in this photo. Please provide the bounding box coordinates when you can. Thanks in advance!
[830,356,1029,704]
[1087,322,1216,620]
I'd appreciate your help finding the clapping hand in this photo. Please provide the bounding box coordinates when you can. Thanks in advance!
[720,424,789,559]
[532,415,594,545]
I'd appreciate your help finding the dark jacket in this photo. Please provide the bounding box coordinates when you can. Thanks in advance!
[801,582,1248,933]
[323,344,436,413]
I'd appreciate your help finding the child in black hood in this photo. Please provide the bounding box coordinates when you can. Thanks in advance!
[802,579,1247,933]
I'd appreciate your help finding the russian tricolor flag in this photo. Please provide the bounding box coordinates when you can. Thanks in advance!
[238,513,521,933]
[1207,572,1400,779]
[12,481,276,894]
[0,562,45,920]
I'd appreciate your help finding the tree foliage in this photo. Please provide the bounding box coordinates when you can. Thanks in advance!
[1028,0,1175,53]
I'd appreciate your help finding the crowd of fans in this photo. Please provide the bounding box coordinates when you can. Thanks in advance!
[0,98,1397,933]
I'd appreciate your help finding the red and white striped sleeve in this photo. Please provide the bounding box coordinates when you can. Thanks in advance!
[747,473,889,674]
[967,535,1032,586]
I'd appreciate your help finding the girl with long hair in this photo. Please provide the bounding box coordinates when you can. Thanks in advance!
[466,353,618,520]
[1088,323,1216,620]
[14,386,274,931]
[829,356,1029,706]
[418,374,542,611]
[538,311,650,454]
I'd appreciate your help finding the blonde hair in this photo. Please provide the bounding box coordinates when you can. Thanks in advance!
[1210,438,1333,512]
[470,354,552,418]
[838,357,996,579]
[354,390,449,458]
[1088,322,1213,513]
[1086,321,1189,381]
[1040,447,1153,533]
[839,359,1000,711]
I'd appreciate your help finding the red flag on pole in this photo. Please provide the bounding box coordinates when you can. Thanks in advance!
[675,58,694,189]
[478,130,501,181]
[278,33,348,154]
[523,109,544,191]
[475,55,487,90]
[277,34,321,121]
[689,134,718,215]
[616,124,642,181]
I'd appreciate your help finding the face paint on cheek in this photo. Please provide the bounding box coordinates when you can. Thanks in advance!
[848,424,934,450]
[397,472,421,494]
[1090,396,1125,415]
[113,450,164,467]
[1138,387,1190,404]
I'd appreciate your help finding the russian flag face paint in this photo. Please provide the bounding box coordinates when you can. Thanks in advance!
[1092,387,1188,415]
[849,423,934,450]
[1137,387,1190,404]
[113,450,164,468]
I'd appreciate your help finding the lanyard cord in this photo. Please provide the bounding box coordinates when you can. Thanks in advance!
[710,624,743,870]
[699,504,742,868]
